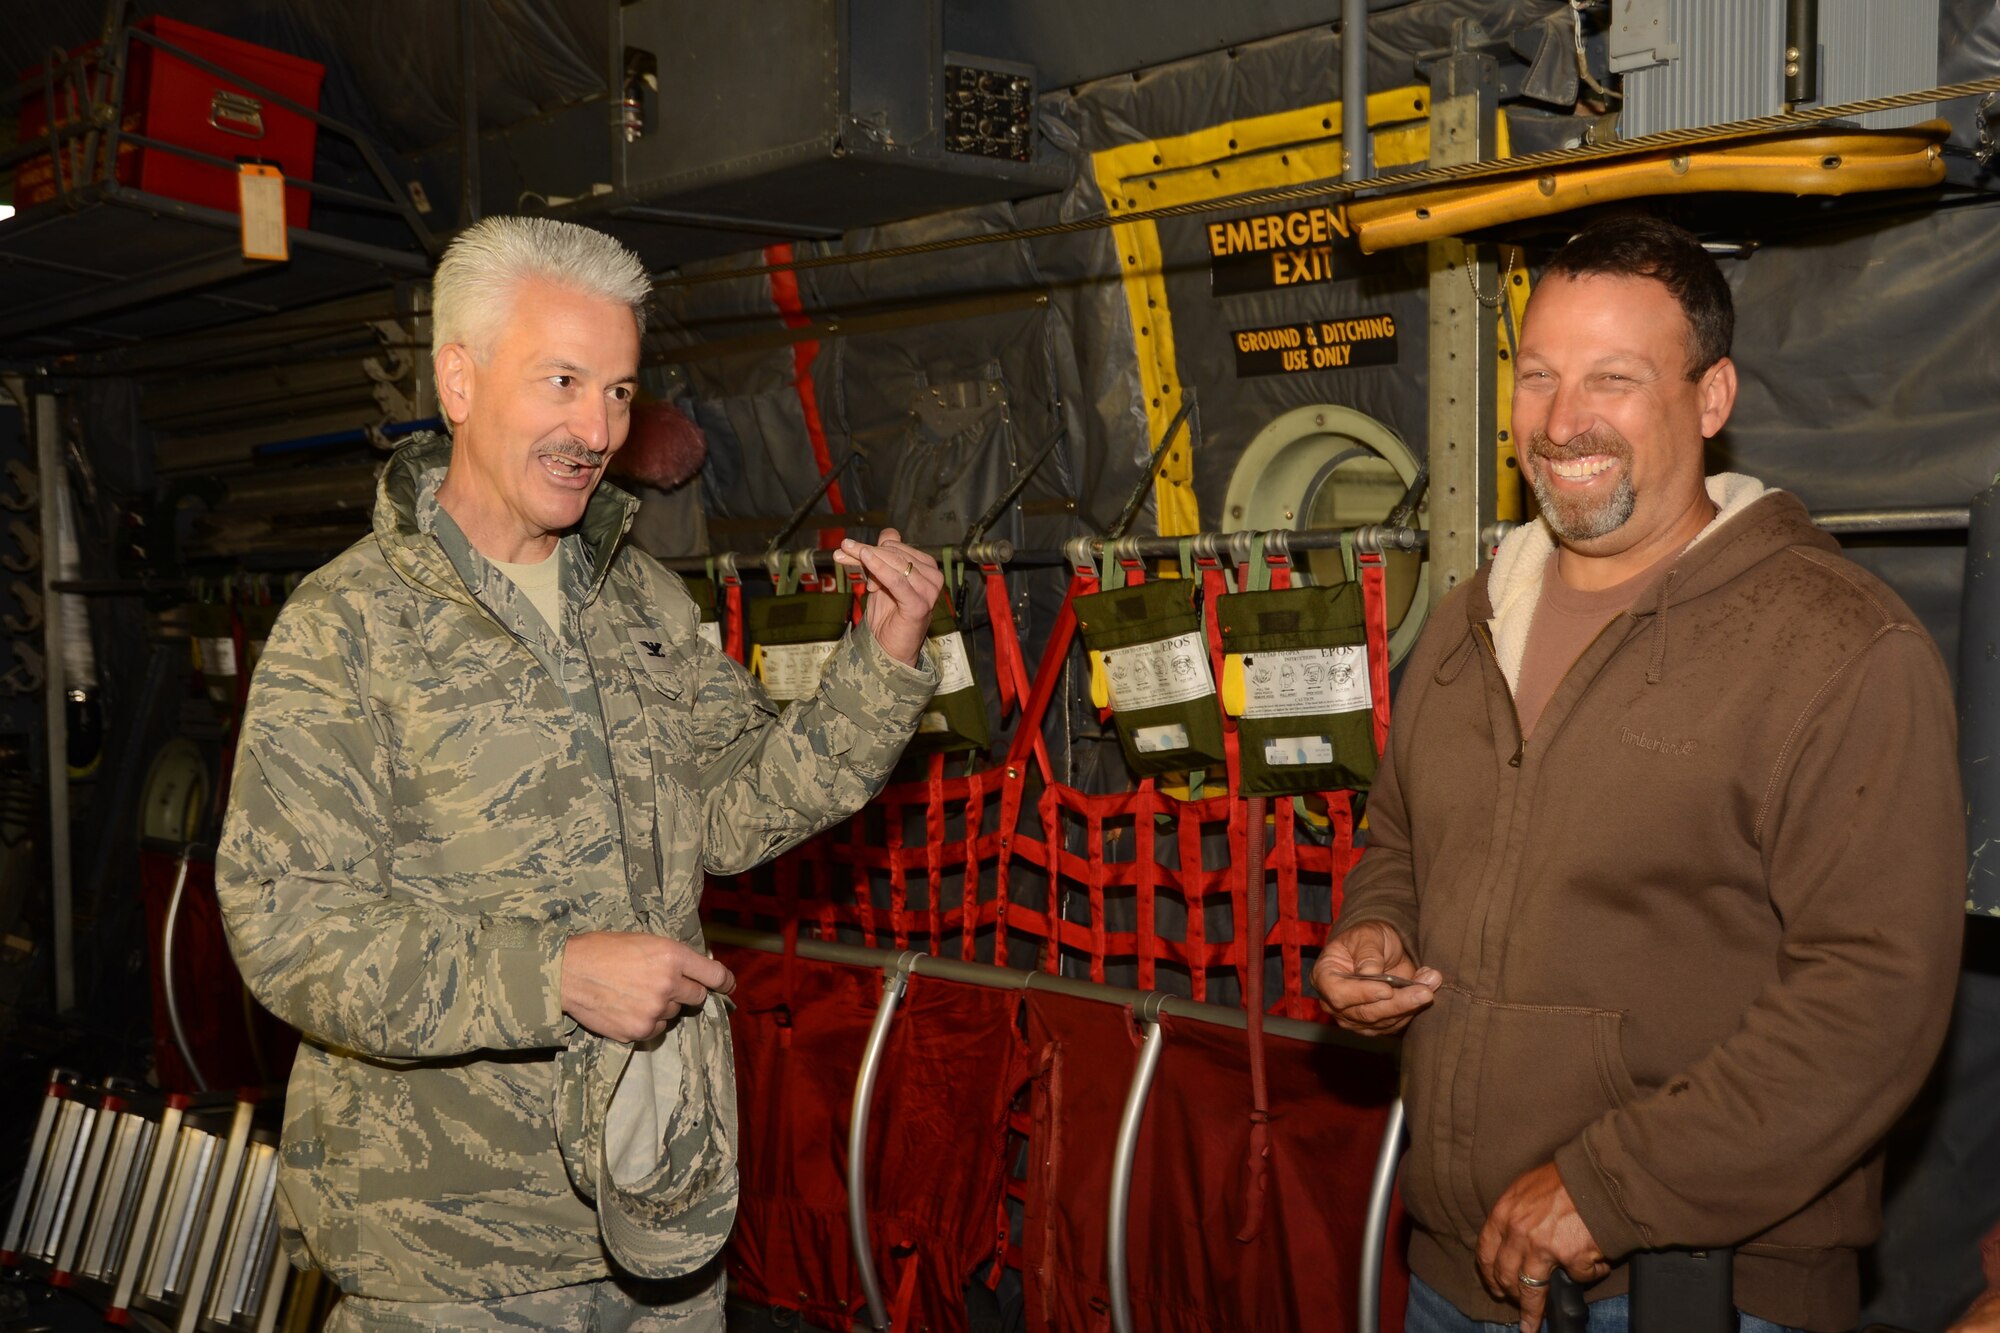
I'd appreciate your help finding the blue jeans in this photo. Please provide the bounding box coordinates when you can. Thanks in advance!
[1407,1274,1808,1333]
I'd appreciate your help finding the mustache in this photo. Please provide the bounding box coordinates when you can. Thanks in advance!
[537,438,603,466]
[1527,427,1632,462]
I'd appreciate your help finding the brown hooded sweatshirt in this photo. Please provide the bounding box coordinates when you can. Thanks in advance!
[1336,476,1964,1330]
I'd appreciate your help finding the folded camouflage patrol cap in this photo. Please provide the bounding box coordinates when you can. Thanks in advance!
[556,990,739,1278]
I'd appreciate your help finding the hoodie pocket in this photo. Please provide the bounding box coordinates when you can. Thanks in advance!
[1463,996,1641,1223]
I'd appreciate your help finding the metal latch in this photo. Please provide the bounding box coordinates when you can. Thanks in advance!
[209,90,265,139]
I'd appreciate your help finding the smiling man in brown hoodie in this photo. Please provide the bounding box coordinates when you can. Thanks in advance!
[1314,214,1964,1333]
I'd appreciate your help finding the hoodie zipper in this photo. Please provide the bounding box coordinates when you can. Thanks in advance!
[1472,622,1528,767]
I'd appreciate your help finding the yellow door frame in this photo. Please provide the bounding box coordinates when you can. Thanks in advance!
[1089,88,1434,537]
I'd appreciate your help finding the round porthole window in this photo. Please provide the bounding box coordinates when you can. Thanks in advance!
[1222,404,1429,666]
[139,737,212,845]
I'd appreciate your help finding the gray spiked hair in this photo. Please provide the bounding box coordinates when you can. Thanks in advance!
[430,215,649,359]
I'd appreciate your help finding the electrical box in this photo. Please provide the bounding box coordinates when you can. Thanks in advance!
[606,0,1067,232]
[1613,0,1938,137]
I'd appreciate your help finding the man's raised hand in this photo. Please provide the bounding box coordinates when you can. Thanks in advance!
[832,527,944,667]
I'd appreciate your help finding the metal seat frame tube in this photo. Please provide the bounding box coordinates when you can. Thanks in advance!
[847,952,919,1332]
[1107,993,1169,1333]
[109,1096,188,1317]
[161,844,209,1091]
[1,1072,73,1260]
[1358,1095,1407,1333]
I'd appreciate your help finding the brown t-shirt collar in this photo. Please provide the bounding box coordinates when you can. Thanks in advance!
[1514,541,1689,740]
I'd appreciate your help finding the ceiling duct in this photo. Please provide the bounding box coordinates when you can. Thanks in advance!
[562,0,1070,262]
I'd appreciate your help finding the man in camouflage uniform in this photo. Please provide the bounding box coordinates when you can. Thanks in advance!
[218,217,943,1330]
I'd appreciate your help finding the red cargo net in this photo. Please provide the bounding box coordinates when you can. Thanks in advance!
[703,554,1392,1022]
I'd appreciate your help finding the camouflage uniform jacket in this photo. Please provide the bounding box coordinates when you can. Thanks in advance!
[217,434,936,1299]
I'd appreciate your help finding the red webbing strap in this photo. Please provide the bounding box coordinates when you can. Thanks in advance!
[982,566,1021,717]
[1236,791,1272,1245]
[1134,780,1159,993]
[1005,572,1090,773]
[723,578,745,664]
[1084,798,1110,984]
[1236,553,1294,1244]
[975,566,1034,958]
[925,754,947,949]
[992,769,1024,968]
[849,572,868,626]
[1358,550,1392,755]
[960,767,987,962]
[992,571,1089,968]
[983,562,1051,781]
[1178,800,1209,1002]
[889,1249,922,1332]
[1036,783,1063,975]
[886,785,911,951]
[1272,797,1305,1013]
[764,243,846,548]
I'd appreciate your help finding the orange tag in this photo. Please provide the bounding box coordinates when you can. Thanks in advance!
[237,164,288,261]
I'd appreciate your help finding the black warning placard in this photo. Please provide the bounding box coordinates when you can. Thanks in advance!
[1232,315,1399,377]
[1206,205,1356,296]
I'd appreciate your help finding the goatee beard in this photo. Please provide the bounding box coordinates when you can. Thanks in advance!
[1527,428,1637,542]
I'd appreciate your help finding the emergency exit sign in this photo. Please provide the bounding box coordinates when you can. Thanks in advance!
[1206,205,1355,296]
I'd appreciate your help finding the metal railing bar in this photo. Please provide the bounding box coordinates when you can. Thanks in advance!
[845,953,914,1331]
[702,924,1391,1053]
[1812,505,1971,534]
[160,846,209,1092]
[685,501,1976,583]
[1357,1095,1407,1333]
[659,526,1425,579]
[1106,994,1168,1333]
[657,541,1015,578]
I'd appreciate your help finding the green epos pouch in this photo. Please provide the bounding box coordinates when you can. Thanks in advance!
[746,591,850,707]
[1074,578,1228,778]
[903,597,992,757]
[1216,582,1378,794]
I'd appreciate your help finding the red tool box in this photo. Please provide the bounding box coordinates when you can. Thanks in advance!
[16,16,325,229]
